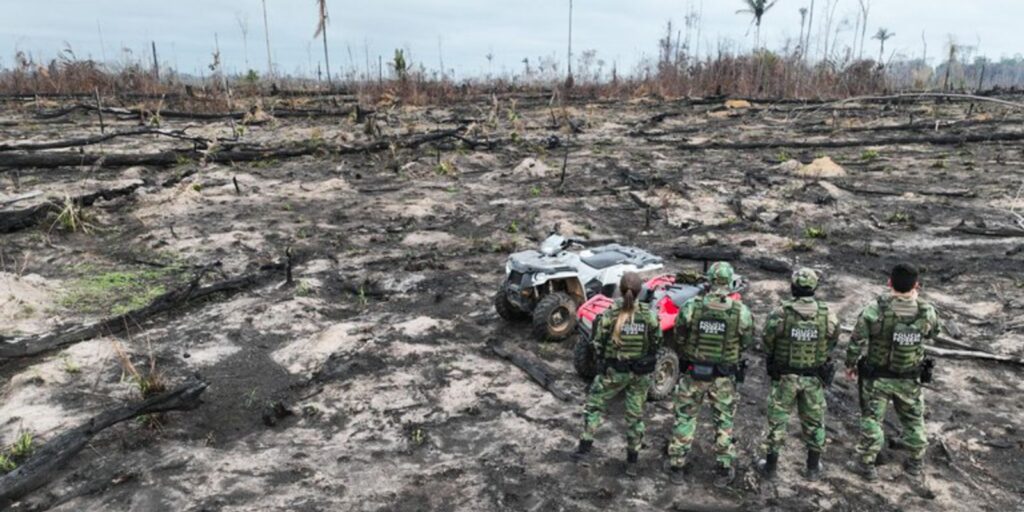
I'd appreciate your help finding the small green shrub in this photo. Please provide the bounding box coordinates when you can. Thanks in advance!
[10,432,33,459]
[804,227,828,239]
[0,454,15,473]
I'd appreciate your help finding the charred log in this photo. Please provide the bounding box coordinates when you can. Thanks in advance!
[0,262,286,359]
[0,377,208,506]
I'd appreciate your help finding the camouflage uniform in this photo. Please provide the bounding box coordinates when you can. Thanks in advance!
[760,269,839,456]
[668,263,754,469]
[580,299,662,452]
[847,292,940,466]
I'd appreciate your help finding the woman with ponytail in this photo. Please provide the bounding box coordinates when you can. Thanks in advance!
[572,272,663,477]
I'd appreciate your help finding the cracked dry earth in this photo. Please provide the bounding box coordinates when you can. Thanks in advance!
[1,93,1023,511]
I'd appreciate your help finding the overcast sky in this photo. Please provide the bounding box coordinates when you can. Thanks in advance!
[0,1,1019,79]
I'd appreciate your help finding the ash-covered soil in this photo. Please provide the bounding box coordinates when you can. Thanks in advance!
[1,93,1023,511]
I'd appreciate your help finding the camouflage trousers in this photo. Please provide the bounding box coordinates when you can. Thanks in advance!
[762,375,826,454]
[668,374,737,468]
[857,377,927,464]
[580,368,653,451]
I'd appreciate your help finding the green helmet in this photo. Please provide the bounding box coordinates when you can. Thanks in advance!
[707,262,735,287]
[792,267,820,290]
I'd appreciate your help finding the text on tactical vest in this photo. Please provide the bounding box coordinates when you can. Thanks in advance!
[699,319,727,335]
[620,323,646,335]
[789,327,819,342]
[892,331,922,346]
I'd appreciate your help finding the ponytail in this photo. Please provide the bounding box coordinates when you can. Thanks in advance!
[612,273,644,347]
[621,288,636,312]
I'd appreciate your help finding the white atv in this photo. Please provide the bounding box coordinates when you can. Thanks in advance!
[493,234,664,341]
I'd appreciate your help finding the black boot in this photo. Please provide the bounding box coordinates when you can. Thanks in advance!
[625,449,639,477]
[904,457,923,477]
[713,464,736,488]
[668,465,687,485]
[806,450,822,481]
[571,439,593,465]
[756,452,779,480]
[847,458,878,482]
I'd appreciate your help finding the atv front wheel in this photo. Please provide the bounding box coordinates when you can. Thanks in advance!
[648,348,680,401]
[494,281,528,321]
[573,335,600,381]
[531,292,577,341]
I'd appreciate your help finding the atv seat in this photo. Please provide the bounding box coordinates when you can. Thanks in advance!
[581,251,629,269]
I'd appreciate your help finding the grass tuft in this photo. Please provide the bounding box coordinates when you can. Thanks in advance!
[60,267,185,316]
[804,226,828,239]
[49,196,95,234]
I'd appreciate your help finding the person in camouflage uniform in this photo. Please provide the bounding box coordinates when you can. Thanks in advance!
[573,272,663,477]
[667,262,754,488]
[846,263,940,482]
[755,267,839,481]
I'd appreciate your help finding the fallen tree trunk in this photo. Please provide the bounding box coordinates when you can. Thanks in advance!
[672,130,1024,151]
[0,262,285,359]
[924,346,1024,366]
[832,181,975,198]
[798,116,1020,135]
[0,179,144,234]
[35,103,368,121]
[0,127,464,170]
[0,127,210,152]
[0,377,208,506]
[673,246,742,262]
[672,246,792,274]
[950,223,1024,238]
[841,326,1023,366]
[489,341,573,402]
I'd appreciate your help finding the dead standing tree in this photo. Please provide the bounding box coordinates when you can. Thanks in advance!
[236,11,251,72]
[737,0,779,49]
[857,0,871,59]
[314,0,333,89]
[262,0,274,77]
[874,27,895,66]
[565,0,574,89]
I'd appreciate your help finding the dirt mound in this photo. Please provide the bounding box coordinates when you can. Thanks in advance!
[512,157,551,178]
[795,156,847,178]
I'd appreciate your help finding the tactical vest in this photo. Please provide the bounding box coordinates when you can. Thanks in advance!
[771,300,830,370]
[866,296,930,374]
[683,297,742,365]
[603,303,654,361]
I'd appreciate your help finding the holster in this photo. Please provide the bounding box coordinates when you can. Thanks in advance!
[607,353,657,375]
[685,361,739,382]
[859,360,920,380]
[766,361,828,385]
[919,358,936,384]
[819,359,837,387]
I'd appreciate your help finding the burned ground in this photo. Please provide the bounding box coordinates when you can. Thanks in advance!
[1,92,1023,511]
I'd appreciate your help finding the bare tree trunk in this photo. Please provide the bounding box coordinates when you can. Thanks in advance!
[321,23,332,89]
[566,0,574,87]
[150,41,160,81]
[858,0,870,59]
[852,13,861,61]
[943,43,957,91]
[798,13,807,57]
[262,0,273,77]
[805,0,816,62]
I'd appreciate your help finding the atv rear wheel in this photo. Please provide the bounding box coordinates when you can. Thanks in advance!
[573,335,600,381]
[494,281,528,321]
[648,348,680,401]
[532,292,577,341]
